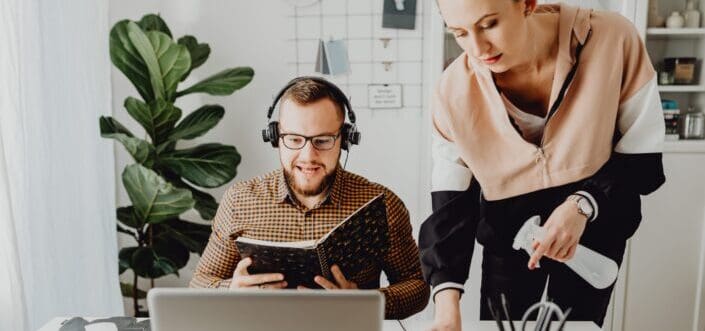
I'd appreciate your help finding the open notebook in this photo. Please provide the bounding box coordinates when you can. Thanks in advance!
[235,194,388,288]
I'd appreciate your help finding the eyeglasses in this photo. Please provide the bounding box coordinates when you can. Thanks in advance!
[279,131,341,151]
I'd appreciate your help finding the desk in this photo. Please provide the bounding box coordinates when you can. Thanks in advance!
[39,317,600,331]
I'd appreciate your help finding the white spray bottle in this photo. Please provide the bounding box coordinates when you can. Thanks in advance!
[513,215,619,289]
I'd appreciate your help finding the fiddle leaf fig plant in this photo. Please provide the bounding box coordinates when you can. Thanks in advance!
[102,13,254,316]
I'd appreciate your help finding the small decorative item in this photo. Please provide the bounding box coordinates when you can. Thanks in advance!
[368,84,403,109]
[680,107,705,140]
[382,0,417,30]
[685,0,701,28]
[666,11,686,28]
[664,109,680,141]
[659,70,674,85]
[648,0,666,27]
[665,57,697,84]
[315,38,351,75]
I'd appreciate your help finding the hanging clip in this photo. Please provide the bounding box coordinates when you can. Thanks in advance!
[382,61,393,71]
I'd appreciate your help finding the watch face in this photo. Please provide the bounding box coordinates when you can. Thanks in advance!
[578,198,593,215]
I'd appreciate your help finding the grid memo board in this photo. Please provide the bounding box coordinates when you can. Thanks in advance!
[285,0,425,112]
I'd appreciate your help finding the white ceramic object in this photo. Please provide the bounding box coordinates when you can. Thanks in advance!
[666,11,686,28]
[648,0,666,27]
[685,0,701,28]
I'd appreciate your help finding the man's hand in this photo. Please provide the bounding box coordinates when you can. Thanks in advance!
[528,199,588,269]
[298,265,358,290]
[229,257,288,289]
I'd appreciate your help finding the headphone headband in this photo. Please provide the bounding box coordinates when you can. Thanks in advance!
[265,76,356,124]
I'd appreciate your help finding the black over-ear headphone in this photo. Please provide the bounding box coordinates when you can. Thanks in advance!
[262,76,361,151]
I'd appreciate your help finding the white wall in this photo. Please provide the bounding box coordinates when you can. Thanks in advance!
[109,0,435,319]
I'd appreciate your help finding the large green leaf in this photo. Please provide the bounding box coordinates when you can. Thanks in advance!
[110,20,153,101]
[166,175,219,220]
[188,186,218,220]
[177,35,210,81]
[130,247,178,278]
[126,21,166,100]
[122,164,195,224]
[176,67,254,97]
[117,224,135,238]
[117,206,143,229]
[168,105,224,141]
[138,14,172,38]
[120,282,147,299]
[158,220,212,254]
[100,117,154,166]
[160,143,241,188]
[126,22,191,101]
[119,247,139,274]
[152,230,190,269]
[146,30,191,100]
[99,116,134,137]
[124,97,181,145]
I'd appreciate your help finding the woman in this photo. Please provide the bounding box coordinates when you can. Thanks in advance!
[419,0,665,329]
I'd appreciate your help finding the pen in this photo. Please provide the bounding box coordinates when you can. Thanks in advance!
[487,297,505,331]
[500,293,515,331]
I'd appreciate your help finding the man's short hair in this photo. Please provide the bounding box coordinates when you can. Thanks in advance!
[280,78,346,121]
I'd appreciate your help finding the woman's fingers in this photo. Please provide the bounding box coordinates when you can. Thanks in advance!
[529,231,556,269]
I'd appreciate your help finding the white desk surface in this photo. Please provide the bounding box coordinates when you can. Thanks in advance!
[40,317,600,331]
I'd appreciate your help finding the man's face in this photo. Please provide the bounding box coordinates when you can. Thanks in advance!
[278,97,343,197]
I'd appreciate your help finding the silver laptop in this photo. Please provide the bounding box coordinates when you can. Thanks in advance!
[147,288,384,331]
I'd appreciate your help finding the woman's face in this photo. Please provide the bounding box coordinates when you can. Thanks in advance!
[438,0,533,73]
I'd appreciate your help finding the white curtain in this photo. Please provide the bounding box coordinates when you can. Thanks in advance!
[0,0,124,330]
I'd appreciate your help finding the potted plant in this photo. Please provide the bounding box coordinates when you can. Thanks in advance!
[101,13,253,316]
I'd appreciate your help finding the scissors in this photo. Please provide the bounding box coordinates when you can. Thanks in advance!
[488,276,572,331]
[519,276,572,331]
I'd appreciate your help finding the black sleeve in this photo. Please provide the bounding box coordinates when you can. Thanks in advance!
[580,152,664,238]
[419,178,481,298]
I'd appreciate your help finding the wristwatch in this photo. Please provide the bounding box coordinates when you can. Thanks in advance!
[568,194,594,220]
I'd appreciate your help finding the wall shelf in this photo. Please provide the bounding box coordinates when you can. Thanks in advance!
[664,140,705,153]
[659,85,705,93]
[647,28,705,39]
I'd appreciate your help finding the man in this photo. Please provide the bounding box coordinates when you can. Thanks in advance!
[190,77,430,320]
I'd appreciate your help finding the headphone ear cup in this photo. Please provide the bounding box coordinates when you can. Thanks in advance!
[341,123,351,151]
[350,130,360,146]
[340,123,360,151]
[267,121,280,148]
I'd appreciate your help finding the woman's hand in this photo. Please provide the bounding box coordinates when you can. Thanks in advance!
[528,199,588,269]
[427,290,462,331]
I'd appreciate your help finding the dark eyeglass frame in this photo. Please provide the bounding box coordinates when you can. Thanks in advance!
[278,129,342,151]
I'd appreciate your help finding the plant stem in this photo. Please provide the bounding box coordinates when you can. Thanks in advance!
[149,226,155,289]
[133,227,145,317]
[133,271,138,316]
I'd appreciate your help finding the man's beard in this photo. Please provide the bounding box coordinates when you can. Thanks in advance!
[284,162,338,197]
